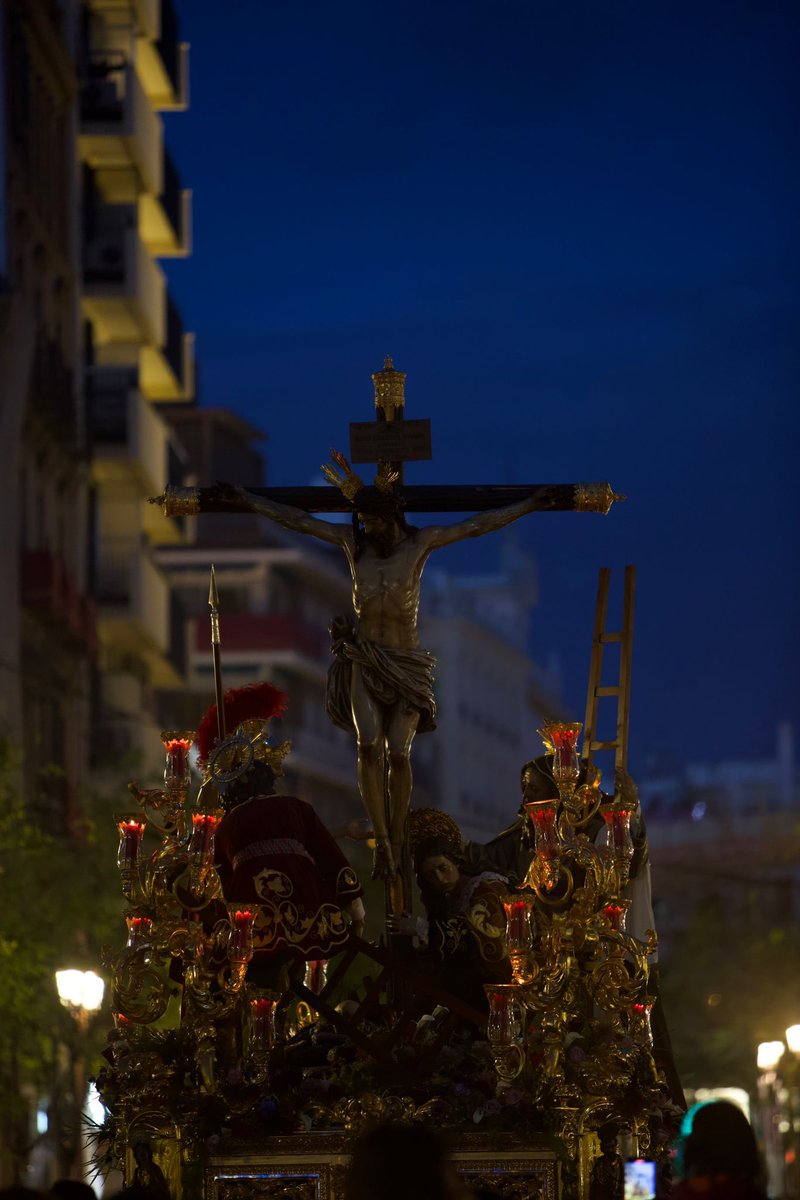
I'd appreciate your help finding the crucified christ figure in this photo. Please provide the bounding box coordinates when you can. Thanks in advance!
[161,461,573,879]
[160,458,554,883]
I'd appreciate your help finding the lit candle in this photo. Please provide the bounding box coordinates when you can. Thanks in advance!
[116,817,146,868]
[525,800,560,859]
[161,730,194,791]
[189,812,221,864]
[603,903,626,933]
[546,722,583,794]
[250,996,276,1053]
[229,908,255,961]
[601,806,633,857]
[125,914,153,947]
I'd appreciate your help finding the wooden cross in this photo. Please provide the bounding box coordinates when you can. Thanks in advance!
[170,356,623,518]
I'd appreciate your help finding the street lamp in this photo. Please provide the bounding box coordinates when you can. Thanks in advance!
[757,1040,789,1199]
[55,970,105,1025]
[757,1040,785,1071]
[55,969,105,1182]
[786,1025,800,1056]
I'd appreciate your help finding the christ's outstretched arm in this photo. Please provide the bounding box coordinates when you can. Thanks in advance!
[157,483,350,548]
[423,486,557,550]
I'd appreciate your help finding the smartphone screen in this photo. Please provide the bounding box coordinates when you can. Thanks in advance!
[624,1158,656,1200]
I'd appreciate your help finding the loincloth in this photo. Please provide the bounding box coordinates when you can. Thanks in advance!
[325,616,436,733]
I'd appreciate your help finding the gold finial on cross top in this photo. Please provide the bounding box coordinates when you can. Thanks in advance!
[372,355,406,421]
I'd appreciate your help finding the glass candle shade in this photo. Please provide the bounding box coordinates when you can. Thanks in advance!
[304,959,328,995]
[189,811,222,868]
[250,996,276,1055]
[544,722,582,798]
[629,1000,654,1043]
[125,914,153,948]
[161,730,194,792]
[524,799,560,860]
[600,803,634,862]
[484,984,524,1046]
[116,814,147,869]
[603,903,627,933]
[228,907,255,962]
[502,897,534,984]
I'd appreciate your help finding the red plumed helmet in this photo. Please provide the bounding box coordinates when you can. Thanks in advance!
[195,681,288,765]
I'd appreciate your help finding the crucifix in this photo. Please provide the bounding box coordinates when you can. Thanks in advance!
[154,357,623,889]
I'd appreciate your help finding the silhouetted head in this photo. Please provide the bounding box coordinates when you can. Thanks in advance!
[677,1100,763,1182]
[344,1123,466,1200]
[50,1183,97,1200]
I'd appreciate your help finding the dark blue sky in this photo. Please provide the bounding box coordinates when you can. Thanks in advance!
[164,0,799,773]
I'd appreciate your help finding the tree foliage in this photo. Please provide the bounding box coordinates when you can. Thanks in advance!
[0,740,123,1173]
[659,890,800,1092]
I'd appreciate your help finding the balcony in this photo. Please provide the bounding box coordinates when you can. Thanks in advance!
[193,613,327,661]
[79,56,163,195]
[95,543,182,686]
[88,366,185,543]
[84,0,159,39]
[139,292,195,400]
[20,549,98,658]
[135,0,190,111]
[138,145,192,257]
[82,207,166,347]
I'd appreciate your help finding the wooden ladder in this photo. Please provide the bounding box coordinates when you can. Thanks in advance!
[582,564,636,775]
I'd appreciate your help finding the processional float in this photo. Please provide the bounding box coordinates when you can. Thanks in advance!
[92,362,681,1199]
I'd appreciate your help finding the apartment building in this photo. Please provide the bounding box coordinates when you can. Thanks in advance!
[78,0,194,777]
[1,0,93,824]
[0,0,195,816]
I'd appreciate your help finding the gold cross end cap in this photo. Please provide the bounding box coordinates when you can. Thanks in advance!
[574,483,627,514]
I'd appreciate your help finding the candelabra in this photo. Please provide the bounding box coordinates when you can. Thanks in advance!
[98,730,261,1180]
[487,722,664,1188]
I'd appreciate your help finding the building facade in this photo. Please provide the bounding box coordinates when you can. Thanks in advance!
[0,0,194,813]
[1,0,92,825]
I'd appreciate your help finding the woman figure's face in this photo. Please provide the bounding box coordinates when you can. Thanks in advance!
[420,854,461,893]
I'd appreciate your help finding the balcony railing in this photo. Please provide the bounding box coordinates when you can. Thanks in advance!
[156,0,181,99]
[87,369,170,494]
[135,0,189,110]
[79,57,163,195]
[95,543,173,669]
[83,212,166,348]
[139,290,194,400]
[138,143,192,257]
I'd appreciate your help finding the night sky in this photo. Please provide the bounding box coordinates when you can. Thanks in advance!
[163,0,799,775]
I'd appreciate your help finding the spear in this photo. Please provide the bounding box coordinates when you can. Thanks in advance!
[208,565,226,742]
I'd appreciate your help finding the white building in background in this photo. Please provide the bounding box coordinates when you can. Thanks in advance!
[418,540,569,844]
[640,721,798,821]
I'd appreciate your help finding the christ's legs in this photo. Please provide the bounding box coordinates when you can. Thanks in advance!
[350,666,394,877]
[386,705,420,863]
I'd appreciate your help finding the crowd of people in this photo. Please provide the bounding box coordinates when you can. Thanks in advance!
[0,1099,772,1199]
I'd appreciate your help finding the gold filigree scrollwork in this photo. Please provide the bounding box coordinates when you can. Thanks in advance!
[110,946,172,1025]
